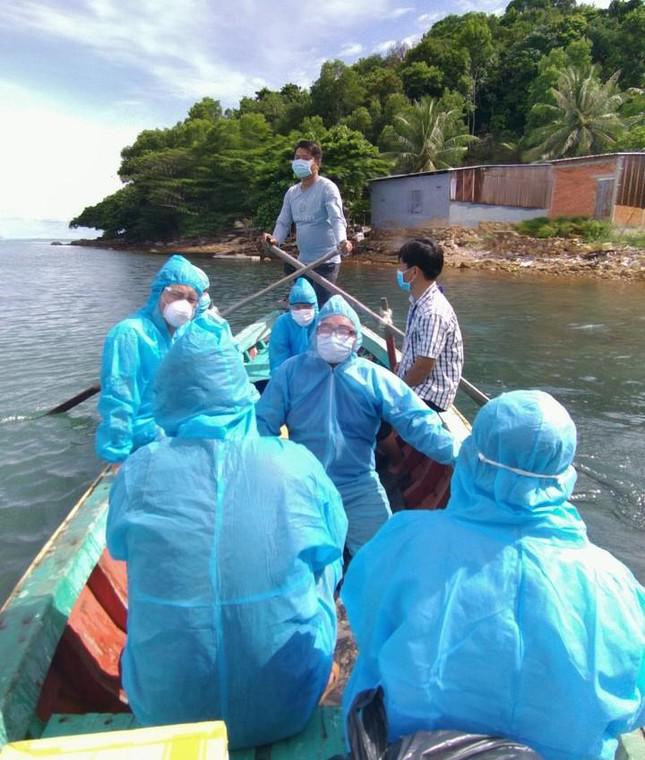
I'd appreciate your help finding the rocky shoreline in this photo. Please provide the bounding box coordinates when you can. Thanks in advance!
[71,222,645,281]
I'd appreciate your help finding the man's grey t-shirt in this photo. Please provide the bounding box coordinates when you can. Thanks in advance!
[272,176,347,264]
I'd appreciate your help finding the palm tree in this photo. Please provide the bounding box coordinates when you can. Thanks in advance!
[389,97,475,173]
[524,66,630,161]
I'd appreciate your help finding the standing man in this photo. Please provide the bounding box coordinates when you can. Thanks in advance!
[396,238,464,412]
[261,139,352,307]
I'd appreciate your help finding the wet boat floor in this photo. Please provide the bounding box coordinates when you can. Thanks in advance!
[322,456,405,707]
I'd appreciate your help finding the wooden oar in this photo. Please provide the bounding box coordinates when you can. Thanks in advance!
[45,384,101,415]
[44,248,340,416]
[267,242,491,408]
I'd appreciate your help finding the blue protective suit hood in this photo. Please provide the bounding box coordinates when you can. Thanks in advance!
[448,390,584,535]
[313,295,363,352]
[96,254,208,463]
[289,277,318,307]
[154,316,258,439]
[144,254,207,321]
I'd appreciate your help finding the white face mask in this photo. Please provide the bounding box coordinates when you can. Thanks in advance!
[317,334,355,364]
[163,299,194,328]
[291,308,315,327]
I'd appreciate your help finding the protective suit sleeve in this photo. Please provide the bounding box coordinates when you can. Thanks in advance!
[377,367,459,465]
[340,513,421,709]
[268,316,292,372]
[256,364,290,436]
[96,328,141,463]
[106,445,150,560]
[272,189,293,246]
[324,182,347,246]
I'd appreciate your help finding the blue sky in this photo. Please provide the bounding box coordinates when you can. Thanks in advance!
[0,0,611,238]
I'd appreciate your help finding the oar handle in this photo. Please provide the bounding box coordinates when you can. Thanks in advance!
[220,248,339,318]
[267,243,491,408]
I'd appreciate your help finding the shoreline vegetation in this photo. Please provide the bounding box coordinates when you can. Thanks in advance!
[70,222,645,281]
[68,2,644,249]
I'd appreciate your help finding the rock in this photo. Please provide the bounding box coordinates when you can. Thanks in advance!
[50,240,63,246]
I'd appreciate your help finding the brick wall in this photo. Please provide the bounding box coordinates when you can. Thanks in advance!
[549,158,617,218]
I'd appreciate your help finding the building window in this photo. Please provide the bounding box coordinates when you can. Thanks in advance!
[409,189,422,214]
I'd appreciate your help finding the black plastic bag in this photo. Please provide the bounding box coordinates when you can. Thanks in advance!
[330,688,543,760]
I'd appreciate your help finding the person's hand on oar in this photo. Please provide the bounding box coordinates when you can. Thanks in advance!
[257,232,277,252]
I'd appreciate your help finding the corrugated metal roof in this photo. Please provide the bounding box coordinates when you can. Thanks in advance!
[369,152,644,183]
[550,152,643,164]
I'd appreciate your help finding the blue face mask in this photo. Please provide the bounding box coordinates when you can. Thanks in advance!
[397,268,412,292]
[292,158,313,179]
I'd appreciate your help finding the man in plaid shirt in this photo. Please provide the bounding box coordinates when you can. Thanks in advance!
[396,238,464,412]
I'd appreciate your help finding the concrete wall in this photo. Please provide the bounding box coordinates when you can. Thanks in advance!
[448,202,548,226]
[370,174,451,228]
[549,158,617,218]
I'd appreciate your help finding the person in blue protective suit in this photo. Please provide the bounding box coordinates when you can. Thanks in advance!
[96,254,206,467]
[342,390,644,760]
[256,295,459,555]
[107,316,347,749]
[269,277,318,372]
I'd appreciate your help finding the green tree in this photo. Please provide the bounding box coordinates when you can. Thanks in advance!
[386,97,475,173]
[310,60,366,126]
[400,62,444,100]
[524,65,630,159]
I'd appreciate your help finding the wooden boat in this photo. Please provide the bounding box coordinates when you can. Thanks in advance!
[0,312,642,758]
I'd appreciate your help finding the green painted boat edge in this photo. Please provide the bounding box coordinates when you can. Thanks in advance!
[0,469,112,746]
[33,706,344,759]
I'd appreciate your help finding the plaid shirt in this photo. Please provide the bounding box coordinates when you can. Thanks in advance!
[396,282,464,410]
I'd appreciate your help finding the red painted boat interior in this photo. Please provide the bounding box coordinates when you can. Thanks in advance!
[35,438,451,722]
[37,552,130,721]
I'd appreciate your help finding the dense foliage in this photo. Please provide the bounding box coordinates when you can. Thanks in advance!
[71,0,644,241]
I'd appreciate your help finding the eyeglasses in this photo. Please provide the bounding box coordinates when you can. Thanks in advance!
[317,325,356,339]
[164,286,199,306]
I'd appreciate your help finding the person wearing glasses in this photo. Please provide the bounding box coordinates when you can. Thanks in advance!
[256,295,459,555]
[96,254,207,469]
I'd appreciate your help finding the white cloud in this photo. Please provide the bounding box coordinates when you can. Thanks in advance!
[418,11,443,26]
[387,6,414,18]
[373,39,397,55]
[339,42,364,58]
[583,0,612,6]
[455,0,506,12]
[401,32,422,48]
[0,80,142,223]
[0,1,270,103]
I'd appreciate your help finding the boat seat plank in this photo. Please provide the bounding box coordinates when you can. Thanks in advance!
[41,712,138,738]
[41,707,344,757]
[233,707,345,760]
[87,551,127,632]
